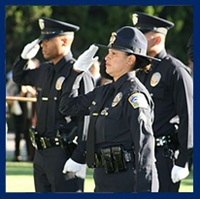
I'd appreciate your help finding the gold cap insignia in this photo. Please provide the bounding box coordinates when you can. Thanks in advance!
[39,19,45,30]
[112,92,123,107]
[55,76,65,90]
[109,32,117,46]
[132,13,139,25]
[150,72,161,87]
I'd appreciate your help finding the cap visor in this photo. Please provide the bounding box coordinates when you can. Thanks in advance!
[95,43,160,62]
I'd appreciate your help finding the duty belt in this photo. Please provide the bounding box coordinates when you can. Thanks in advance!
[29,127,65,150]
[93,145,134,174]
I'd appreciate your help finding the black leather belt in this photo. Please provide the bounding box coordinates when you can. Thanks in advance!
[38,137,62,149]
[29,127,64,150]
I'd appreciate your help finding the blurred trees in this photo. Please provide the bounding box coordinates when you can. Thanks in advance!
[6,5,193,72]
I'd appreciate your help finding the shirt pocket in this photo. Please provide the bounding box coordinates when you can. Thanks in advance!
[107,103,123,120]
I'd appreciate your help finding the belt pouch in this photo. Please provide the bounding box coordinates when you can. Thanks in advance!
[111,146,127,172]
[100,148,115,173]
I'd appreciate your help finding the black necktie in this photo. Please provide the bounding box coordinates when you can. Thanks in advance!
[37,67,55,133]
[86,84,115,167]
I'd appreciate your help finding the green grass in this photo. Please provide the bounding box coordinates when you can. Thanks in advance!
[6,161,193,192]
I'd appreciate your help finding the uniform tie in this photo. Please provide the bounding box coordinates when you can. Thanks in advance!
[86,84,115,167]
[37,67,55,133]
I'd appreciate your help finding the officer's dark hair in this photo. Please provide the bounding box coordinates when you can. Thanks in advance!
[125,53,151,70]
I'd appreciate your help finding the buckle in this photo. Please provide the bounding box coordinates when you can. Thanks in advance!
[40,137,47,149]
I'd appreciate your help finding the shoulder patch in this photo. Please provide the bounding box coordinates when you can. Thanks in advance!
[128,93,148,109]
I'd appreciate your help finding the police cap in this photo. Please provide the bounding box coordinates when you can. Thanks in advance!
[96,26,160,63]
[132,12,174,35]
[38,17,80,41]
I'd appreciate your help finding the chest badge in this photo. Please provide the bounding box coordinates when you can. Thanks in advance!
[150,72,161,87]
[112,92,123,107]
[55,76,65,90]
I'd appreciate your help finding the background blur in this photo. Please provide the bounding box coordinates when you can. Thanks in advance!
[6,5,193,73]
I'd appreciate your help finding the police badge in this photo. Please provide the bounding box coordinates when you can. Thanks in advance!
[150,72,161,87]
[112,92,123,107]
[55,76,65,90]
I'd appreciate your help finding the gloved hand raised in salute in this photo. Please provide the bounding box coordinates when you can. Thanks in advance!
[21,38,40,60]
[73,44,99,72]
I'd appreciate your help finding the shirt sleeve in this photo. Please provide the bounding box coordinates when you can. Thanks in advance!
[171,65,193,167]
[124,92,157,192]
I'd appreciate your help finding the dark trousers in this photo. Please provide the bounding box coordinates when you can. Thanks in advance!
[93,163,136,192]
[155,147,180,192]
[33,147,84,192]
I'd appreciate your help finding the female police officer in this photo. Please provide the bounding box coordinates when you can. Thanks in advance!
[59,26,159,192]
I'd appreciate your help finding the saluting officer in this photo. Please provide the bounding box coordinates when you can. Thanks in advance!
[132,12,193,192]
[59,26,159,192]
[12,17,94,192]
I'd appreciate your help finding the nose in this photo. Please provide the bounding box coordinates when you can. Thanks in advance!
[105,53,110,61]
[40,40,47,48]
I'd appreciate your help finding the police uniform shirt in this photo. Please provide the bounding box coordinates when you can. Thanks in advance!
[136,49,193,167]
[12,52,93,138]
[60,71,156,192]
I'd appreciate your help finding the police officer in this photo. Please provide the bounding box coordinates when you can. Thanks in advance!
[12,17,94,192]
[59,26,159,192]
[132,12,193,192]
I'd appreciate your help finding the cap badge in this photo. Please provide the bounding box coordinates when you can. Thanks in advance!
[150,72,161,87]
[39,19,45,30]
[132,13,139,25]
[112,92,123,107]
[55,76,65,90]
[109,32,117,46]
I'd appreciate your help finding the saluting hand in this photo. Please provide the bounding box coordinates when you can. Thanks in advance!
[73,44,99,72]
[21,38,40,60]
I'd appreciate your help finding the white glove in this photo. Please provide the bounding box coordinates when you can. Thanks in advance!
[171,164,189,183]
[62,158,84,174]
[73,44,99,72]
[21,39,40,60]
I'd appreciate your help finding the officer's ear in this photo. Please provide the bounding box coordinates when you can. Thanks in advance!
[60,37,67,47]
[154,34,162,45]
[127,54,136,66]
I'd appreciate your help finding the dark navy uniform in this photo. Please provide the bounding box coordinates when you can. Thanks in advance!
[137,50,193,191]
[133,11,193,192]
[12,17,94,192]
[60,70,158,192]
[13,53,94,192]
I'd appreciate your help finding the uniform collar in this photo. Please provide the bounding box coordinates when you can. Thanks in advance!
[151,49,167,67]
[155,49,167,60]
[51,51,74,73]
[113,71,135,91]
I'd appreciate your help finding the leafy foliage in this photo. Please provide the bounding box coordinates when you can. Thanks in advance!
[6,5,193,72]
